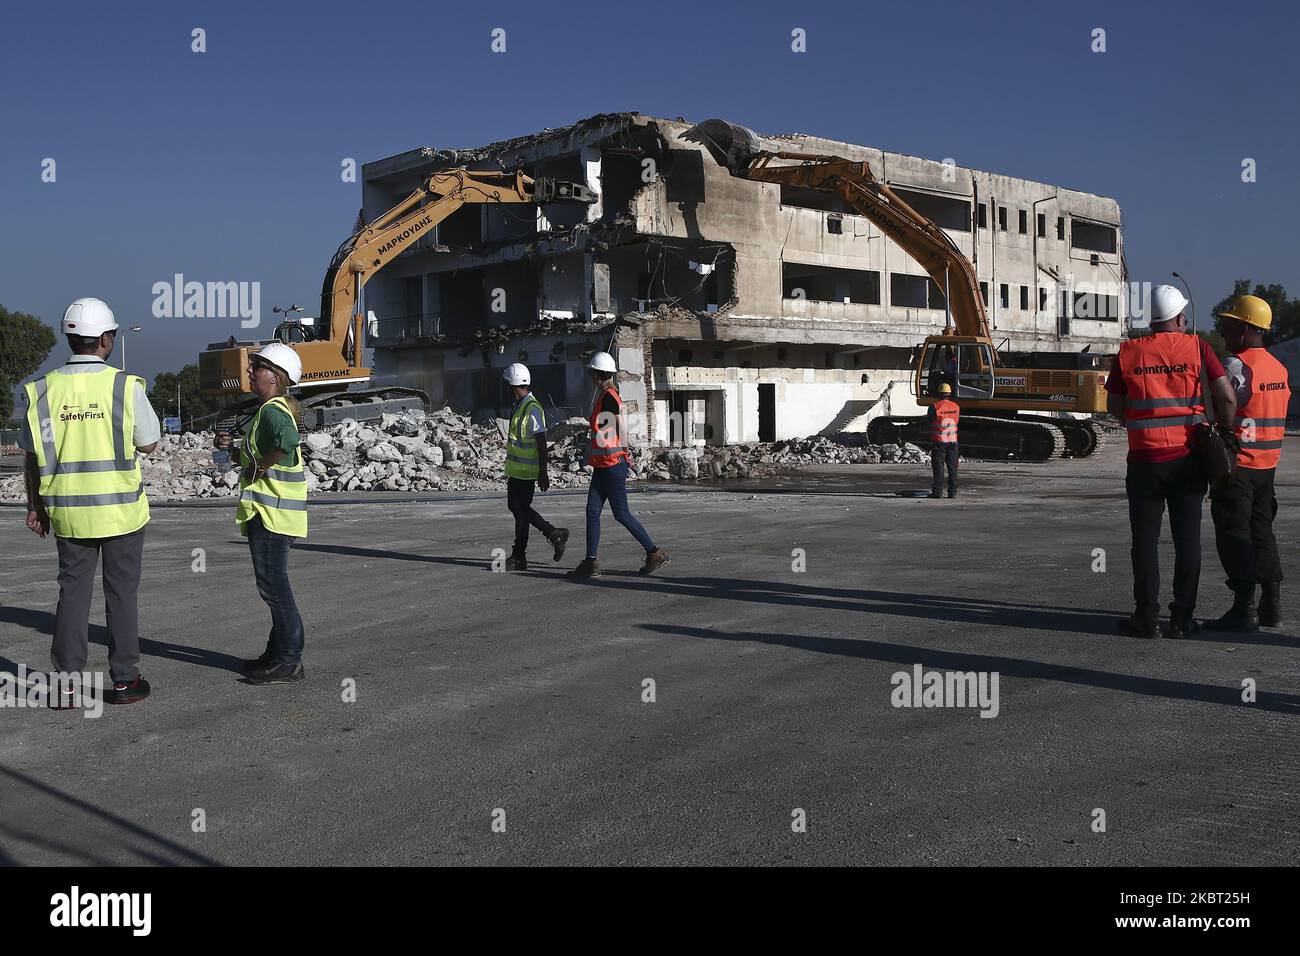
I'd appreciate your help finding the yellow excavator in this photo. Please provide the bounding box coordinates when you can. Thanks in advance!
[684,119,1110,461]
[198,169,594,427]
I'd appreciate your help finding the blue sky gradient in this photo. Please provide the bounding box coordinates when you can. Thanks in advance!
[2,0,1297,388]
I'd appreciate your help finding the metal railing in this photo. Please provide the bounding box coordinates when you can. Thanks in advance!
[371,312,442,345]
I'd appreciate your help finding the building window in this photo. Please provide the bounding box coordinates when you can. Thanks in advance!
[1036,213,1046,238]
[892,188,971,233]
[979,281,988,306]
[782,263,881,304]
[890,273,945,310]
[1056,216,1065,240]
[1070,219,1118,254]
[827,214,843,235]
[1018,209,1027,234]
[1000,283,1009,309]
[977,203,987,228]
[1039,287,1048,313]
[998,206,1008,231]
[1020,286,1029,311]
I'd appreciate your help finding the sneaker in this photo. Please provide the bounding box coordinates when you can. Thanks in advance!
[1117,615,1160,639]
[105,676,151,705]
[246,661,305,685]
[548,528,570,562]
[639,548,670,575]
[504,551,528,572]
[567,558,601,579]
[240,651,274,675]
[49,685,80,711]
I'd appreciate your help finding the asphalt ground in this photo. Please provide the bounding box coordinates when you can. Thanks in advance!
[1,439,1298,866]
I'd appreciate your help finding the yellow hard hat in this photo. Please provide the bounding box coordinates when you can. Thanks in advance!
[937,383,952,395]
[1217,294,1272,330]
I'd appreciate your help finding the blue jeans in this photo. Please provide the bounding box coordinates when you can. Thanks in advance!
[586,460,655,559]
[246,516,305,665]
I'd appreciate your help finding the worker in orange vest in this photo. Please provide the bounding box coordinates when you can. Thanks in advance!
[927,383,960,499]
[1206,295,1291,632]
[567,351,669,578]
[1106,284,1237,639]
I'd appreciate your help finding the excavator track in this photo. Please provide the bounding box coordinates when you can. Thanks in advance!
[297,386,431,430]
[867,414,1066,462]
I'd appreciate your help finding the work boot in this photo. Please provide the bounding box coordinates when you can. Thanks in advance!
[547,528,570,563]
[246,661,305,685]
[1117,614,1160,639]
[927,492,942,500]
[504,550,528,572]
[640,548,670,575]
[567,558,601,579]
[1258,582,1282,627]
[105,676,151,705]
[1165,618,1200,640]
[947,491,957,499]
[1204,585,1259,633]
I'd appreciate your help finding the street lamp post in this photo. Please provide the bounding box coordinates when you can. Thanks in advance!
[120,325,143,372]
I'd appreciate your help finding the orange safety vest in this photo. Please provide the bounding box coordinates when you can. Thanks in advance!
[1233,347,1290,470]
[931,399,960,443]
[1117,332,1207,455]
[588,386,630,467]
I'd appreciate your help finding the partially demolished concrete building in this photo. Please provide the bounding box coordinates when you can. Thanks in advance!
[362,112,1124,446]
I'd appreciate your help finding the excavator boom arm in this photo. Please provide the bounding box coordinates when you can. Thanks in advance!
[736,151,989,341]
[320,169,592,366]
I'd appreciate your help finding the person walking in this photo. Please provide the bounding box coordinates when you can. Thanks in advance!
[501,363,568,571]
[568,352,668,578]
[1206,294,1290,632]
[214,344,308,683]
[19,298,159,707]
[927,383,960,499]
[1106,284,1236,639]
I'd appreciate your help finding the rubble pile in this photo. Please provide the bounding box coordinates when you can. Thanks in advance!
[0,406,930,502]
[641,436,927,481]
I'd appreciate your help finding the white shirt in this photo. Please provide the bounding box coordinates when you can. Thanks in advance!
[17,356,161,452]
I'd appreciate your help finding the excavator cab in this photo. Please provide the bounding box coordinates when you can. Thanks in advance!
[916,336,995,403]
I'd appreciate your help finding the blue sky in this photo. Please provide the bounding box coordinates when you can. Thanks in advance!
[2,0,1297,392]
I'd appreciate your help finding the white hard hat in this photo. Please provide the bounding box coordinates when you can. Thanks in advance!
[61,297,118,337]
[587,351,617,373]
[1150,284,1189,323]
[253,342,302,385]
[503,362,530,386]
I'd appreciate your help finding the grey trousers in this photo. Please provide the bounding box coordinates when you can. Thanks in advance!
[51,528,145,682]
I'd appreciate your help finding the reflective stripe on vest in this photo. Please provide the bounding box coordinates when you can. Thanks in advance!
[24,368,149,539]
[931,399,960,443]
[1118,333,1207,454]
[235,396,308,537]
[1233,348,1290,469]
[505,394,545,480]
[588,386,630,468]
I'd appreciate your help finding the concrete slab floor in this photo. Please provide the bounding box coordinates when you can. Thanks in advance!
[1,439,1297,866]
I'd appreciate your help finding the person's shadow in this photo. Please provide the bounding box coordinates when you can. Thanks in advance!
[0,605,245,674]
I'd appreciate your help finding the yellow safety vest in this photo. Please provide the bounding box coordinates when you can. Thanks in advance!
[235,396,308,538]
[24,367,149,539]
[505,394,545,480]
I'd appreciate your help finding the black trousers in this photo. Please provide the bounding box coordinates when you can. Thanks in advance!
[507,477,556,555]
[1211,466,1282,589]
[1126,455,1207,624]
[931,443,959,495]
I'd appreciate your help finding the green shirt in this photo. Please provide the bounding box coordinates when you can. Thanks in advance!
[239,402,300,466]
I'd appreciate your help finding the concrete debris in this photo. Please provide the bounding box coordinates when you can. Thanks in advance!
[0,407,932,502]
